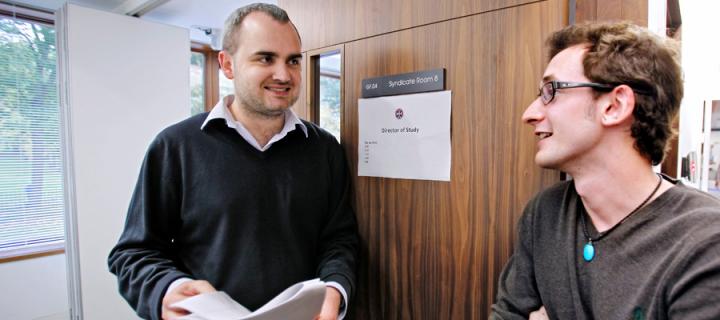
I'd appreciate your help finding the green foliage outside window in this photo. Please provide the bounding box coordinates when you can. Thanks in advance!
[0,17,64,256]
[190,51,205,115]
[319,75,341,142]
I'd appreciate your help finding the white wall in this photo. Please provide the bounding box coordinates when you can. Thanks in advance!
[58,4,190,319]
[677,1,720,189]
[0,254,68,320]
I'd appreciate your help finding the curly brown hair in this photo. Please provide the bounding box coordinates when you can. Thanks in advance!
[547,22,683,165]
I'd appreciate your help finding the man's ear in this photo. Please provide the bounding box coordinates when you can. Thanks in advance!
[600,84,635,126]
[218,51,234,80]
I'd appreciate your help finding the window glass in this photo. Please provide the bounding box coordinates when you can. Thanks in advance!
[319,51,341,142]
[0,17,64,259]
[190,51,205,115]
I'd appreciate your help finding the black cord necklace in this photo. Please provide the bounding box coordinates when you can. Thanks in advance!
[580,174,663,262]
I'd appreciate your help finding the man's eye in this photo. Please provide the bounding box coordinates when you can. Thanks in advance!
[289,58,301,65]
[260,56,273,64]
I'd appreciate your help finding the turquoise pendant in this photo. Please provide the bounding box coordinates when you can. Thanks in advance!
[583,242,595,262]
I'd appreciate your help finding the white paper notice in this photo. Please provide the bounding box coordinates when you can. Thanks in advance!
[358,90,451,181]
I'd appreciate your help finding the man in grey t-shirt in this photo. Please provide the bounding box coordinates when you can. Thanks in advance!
[491,22,720,319]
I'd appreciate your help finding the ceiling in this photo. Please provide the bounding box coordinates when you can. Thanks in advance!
[4,0,276,44]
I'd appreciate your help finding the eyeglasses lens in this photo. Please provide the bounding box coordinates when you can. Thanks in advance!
[541,83,554,104]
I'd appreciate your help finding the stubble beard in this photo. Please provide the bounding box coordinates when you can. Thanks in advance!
[235,85,298,120]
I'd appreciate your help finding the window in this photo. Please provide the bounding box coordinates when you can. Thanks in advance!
[318,51,341,141]
[189,44,238,113]
[308,46,343,142]
[191,43,222,113]
[0,12,64,260]
[190,51,205,115]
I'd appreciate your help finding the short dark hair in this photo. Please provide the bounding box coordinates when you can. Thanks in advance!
[222,3,301,54]
[547,22,683,165]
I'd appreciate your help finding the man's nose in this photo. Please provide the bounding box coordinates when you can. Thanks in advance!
[522,98,545,125]
[273,63,291,82]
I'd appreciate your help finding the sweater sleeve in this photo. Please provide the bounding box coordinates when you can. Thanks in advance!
[490,196,543,319]
[107,135,190,320]
[315,139,359,307]
[667,231,720,319]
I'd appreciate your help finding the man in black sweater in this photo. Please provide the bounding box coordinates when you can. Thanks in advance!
[491,22,720,318]
[108,4,358,320]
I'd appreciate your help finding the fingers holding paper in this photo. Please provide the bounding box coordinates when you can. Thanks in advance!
[315,287,341,320]
[162,280,217,319]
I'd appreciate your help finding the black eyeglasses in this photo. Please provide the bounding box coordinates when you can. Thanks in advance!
[537,81,615,105]
[538,81,653,105]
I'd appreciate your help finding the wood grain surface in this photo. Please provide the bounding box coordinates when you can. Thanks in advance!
[280,0,568,318]
[283,0,541,52]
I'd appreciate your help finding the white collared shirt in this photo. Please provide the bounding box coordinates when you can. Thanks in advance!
[200,95,308,151]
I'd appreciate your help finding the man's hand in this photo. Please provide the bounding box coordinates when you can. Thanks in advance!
[161,280,216,320]
[529,306,549,320]
[314,286,342,320]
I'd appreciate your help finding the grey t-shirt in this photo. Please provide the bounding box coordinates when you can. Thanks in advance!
[491,178,720,319]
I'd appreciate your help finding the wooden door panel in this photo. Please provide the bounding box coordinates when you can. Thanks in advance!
[343,2,561,318]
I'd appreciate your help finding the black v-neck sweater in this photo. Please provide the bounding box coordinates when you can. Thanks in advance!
[108,112,358,320]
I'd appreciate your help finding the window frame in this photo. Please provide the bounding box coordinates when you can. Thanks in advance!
[307,45,344,132]
[0,3,64,263]
[191,41,221,112]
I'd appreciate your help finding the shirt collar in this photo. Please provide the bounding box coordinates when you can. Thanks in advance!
[201,95,308,136]
[200,95,308,151]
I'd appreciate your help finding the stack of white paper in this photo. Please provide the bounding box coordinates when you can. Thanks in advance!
[174,278,326,320]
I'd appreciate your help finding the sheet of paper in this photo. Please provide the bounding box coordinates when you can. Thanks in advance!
[175,292,251,320]
[358,90,452,181]
[173,278,326,320]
